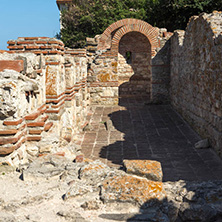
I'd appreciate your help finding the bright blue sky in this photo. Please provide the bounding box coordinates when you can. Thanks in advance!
[0,0,60,50]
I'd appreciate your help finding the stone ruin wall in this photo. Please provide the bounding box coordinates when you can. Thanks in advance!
[0,12,221,165]
[87,19,173,105]
[0,37,89,166]
[171,11,222,157]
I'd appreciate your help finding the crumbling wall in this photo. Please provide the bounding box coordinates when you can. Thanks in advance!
[0,38,89,166]
[0,50,49,164]
[171,11,222,156]
[87,20,172,105]
[1,12,222,165]
[152,29,172,103]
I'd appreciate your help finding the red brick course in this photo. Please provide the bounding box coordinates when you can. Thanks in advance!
[28,129,43,135]
[24,111,41,120]
[6,37,64,55]
[27,135,42,141]
[0,60,24,72]
[27,122,45,127]
[0,129,18,135]
[0,131,26,145]
[3,118,23,126]
[0,136,26,155]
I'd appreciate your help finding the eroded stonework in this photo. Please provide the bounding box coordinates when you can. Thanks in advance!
[171,11,222,157]
[0,11,222,221]
[0,38,89,165]
[87,20,172,104]
[0,12,221,165]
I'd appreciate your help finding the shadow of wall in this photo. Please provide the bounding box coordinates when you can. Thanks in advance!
[117,32,151,100]
[118,33,171,104]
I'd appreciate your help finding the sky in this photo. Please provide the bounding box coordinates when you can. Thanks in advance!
[0,0,60,50]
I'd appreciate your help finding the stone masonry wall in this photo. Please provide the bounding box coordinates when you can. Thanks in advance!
[1,13,221,165]
[152,29,172,103]
[87,43,119,105]
[0,38,89,166]
[87,20,173,105]
[171,11,222,156]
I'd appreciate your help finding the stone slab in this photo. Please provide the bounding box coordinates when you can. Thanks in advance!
[101,174,166,205]
[123,159,163,181]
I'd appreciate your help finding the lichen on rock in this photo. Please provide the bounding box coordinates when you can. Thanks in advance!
[101,174,166,206]
[123,159,163,181]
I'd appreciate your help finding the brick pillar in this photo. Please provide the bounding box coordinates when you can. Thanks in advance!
[65,48,89,131]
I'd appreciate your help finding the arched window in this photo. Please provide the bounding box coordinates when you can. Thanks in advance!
[125,51,132,64]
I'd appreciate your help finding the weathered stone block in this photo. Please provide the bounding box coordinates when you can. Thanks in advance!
[123,159,163,181]
[101,174,166,205]
[79,160,111,186]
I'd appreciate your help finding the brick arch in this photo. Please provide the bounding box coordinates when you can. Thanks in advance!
[97,18,158,51]
[110,24,159,57]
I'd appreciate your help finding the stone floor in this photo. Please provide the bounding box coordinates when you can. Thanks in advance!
[80,97,222,182]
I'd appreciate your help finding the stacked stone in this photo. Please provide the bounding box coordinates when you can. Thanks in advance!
[0,37,90,163]
[86,37,119,105]
[151,28,172,103]
[0,51,53,157]
[88,56,119,105]
[171,11,222,156]
[0,95,53,156]
[61,48,89,137]
[44,54,66,121]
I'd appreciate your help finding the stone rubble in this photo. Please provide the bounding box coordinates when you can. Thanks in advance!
[0,10,221,222]
[57,210,89,222]
[195,138,210,149]
[0,69,37,119]
[0,11,221,168]
[101,174,166,206]
[0,155,222,221]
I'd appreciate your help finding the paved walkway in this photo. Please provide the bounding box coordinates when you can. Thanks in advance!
[80,98,222,182]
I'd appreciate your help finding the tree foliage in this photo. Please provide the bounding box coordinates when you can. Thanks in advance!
[60,0,222,48]
[146,0,222,31]
[60,0,147,48]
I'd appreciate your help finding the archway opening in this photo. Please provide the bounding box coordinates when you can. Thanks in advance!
[118,31,152,102]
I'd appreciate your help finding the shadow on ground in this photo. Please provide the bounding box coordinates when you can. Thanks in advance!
[99,97,222,182]
[98,98,222,221]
